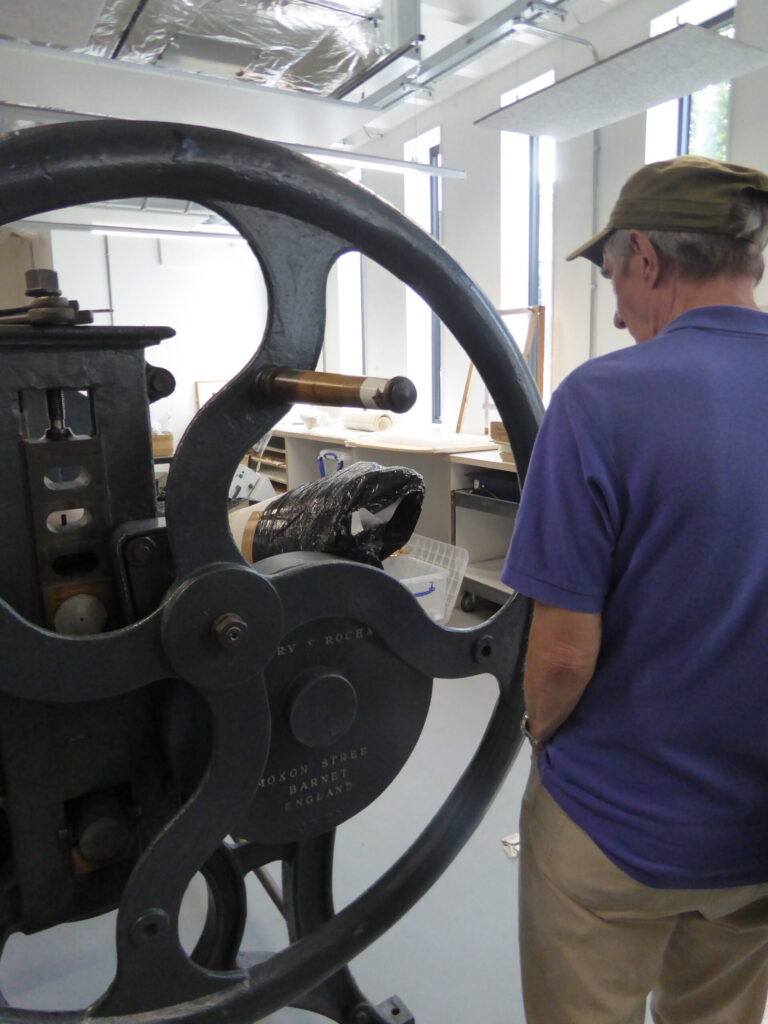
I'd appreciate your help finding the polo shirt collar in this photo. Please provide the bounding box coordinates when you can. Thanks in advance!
[661,305,768,337]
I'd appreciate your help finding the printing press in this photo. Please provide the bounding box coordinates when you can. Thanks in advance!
[0,119,541,1023]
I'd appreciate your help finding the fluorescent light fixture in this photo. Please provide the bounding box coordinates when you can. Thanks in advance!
[286,143,466,178]
[90,227,247,241]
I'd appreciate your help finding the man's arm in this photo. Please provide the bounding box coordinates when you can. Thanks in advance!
[524,601,602,743]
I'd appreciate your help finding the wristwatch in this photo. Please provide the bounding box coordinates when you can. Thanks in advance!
[520,713,546,750]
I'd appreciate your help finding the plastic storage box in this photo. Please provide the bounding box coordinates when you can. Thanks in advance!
[383,554,448,622]
[383,534,469,623]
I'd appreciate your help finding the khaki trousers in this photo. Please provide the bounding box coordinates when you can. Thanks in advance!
[519,760,768,1024]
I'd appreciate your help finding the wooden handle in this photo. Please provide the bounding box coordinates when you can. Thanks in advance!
[255,367,417,413]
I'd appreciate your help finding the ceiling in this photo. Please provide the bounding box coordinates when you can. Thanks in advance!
[0,0,631,147]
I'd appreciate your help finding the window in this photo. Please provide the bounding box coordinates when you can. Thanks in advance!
[500,71,555,400]
[645,1,734,164]
[679,13,734,159]
[404,126,442,424]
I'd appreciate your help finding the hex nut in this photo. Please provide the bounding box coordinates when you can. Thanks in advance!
[212,612,249,651]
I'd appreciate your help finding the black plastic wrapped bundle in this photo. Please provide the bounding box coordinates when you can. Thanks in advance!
[249,461,425,567]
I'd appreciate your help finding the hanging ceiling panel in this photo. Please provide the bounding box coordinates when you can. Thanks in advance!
[476,24,768,140]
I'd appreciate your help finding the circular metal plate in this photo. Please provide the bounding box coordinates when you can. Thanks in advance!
[235,617,432,844]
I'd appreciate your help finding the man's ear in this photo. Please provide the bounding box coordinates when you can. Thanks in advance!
[628,230,662,287]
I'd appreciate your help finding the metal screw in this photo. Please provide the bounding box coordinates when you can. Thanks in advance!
[212,612,249,651]
[126,536,157,567]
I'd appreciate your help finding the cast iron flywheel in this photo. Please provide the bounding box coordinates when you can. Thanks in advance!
[0,120,543,1023]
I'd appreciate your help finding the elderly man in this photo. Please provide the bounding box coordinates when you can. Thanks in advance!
[502,156,768,1024]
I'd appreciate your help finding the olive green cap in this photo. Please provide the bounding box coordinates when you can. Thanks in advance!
[567,155,768,266]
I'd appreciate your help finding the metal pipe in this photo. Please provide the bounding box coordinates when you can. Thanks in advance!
[254,866,286,917]
[363,0,535,109]
[588,128,602,359]
[254,367,417,413]
[516,23,599,63]
[332,34,424,99]
[110,0,151,59]
[363,0,571,110]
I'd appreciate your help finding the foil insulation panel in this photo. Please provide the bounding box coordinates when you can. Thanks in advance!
[80,0,386,96]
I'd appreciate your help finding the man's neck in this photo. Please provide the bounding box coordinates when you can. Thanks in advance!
[660,273,759,327]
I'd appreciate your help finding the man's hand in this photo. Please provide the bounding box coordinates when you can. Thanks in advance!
[523,602,602,744]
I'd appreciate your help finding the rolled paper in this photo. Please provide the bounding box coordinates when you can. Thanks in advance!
[228,500,273,562]
[341,409,394,432]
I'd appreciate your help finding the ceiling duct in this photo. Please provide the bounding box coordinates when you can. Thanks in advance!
[78,0,388,96]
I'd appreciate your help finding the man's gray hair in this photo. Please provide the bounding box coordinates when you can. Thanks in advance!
[603,194,768,284]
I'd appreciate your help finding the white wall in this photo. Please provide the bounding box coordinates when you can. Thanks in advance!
[51,230,269,445]
[0,227,53,307]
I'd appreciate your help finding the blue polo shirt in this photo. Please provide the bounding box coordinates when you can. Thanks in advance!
[503,306,768,889]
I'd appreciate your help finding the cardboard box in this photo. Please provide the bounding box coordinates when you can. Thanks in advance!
[489,420,509,445]
[152,431,174,458]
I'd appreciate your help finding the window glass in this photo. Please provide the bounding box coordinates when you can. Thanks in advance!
[645,1,734,163]
[686,24,734,159]
[500,71,555,400]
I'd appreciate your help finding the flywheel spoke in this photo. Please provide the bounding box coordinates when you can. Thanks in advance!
[92,682,270,1017]
[264,554,532,683]
[164,207,348,579]
[0,601,169,702]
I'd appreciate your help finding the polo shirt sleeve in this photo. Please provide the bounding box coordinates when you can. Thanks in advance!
[501,381,619,613]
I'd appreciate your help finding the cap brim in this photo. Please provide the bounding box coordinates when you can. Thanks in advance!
[566,225,614,266]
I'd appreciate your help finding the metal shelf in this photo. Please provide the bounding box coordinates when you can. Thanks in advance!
[450,490,518,610]
[452,488,518,519]
[464,557,515,603]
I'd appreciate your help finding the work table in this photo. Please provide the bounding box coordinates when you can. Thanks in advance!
[258,422,518,611]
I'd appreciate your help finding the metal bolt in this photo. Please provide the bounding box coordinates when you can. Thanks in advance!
[130,908,170,945]
[472,634,495,663]
[126,535,157,567]
[212,612,249,651]
[77,814,131,865]
[25,268,61,297]
[146,365,176,401]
